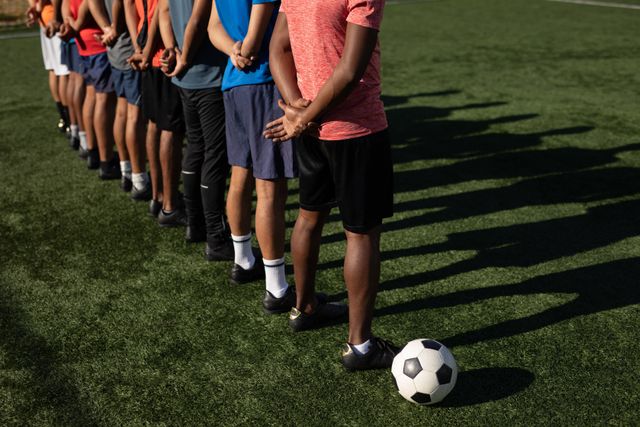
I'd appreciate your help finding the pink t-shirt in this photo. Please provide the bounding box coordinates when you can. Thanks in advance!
[280,0,388,141]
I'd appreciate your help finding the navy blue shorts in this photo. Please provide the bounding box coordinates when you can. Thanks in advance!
[62,42,81,74]
[111,67,141,106]
[223,83,297,180]
[79,52,114,93]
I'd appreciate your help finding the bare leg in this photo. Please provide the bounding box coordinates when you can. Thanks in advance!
[160,130,182,211]
[146,121,162,201]
[83,85,96,149]
[48,71,59,102]
[226,166,254,236]
[255,178,288,260]
[66,74,76,126]
[344,227,381,345]
[113,97,129,161]
[58,74,68,108]
[72,73,85,131]
[94,91,116,162]
[291,208,330,314]
[126,104,145,174]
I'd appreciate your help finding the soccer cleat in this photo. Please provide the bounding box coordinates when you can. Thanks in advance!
[288,300,348,332]
[157,208,188,227]
[78,146,89,159]
[230,257,264,284]
[57,118,67,134]
[86,149,100,169]
[131,184,152,202]
[148,199,162,218]
[69,136,80,151]
[263,287,328,315]
[99,158,122,180]
[185,225,206,243]
[204,238,235,261]
[341,337,400,371]
[120,176,133,192]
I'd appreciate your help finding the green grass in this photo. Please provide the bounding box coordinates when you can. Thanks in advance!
[1,0,640,425]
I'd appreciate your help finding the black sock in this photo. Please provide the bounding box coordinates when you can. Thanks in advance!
[55,102,67,123]
[100,161,109,170]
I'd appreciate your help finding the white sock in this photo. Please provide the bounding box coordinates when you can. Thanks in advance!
[132,172,148,190]
[120,160,132,179]
[79,131,87,150]
[264,257,288,298]
[352,339,373,356]
[70,124,79,138]
[232,233,255,269]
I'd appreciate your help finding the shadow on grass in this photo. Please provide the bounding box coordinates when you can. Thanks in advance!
[0,282,99,425]
[438,367,534,407]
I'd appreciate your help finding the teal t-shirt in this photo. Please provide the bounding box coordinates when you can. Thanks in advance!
[168,0,226,90]
[214,0,278,91]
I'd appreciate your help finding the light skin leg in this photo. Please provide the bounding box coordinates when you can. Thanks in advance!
[255,178,287,260]
[226,166,254,236]
[83,85,96,149]
[126,104,145,174]
[113,96,129,162]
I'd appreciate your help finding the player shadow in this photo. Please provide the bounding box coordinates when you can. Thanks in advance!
[376,257,640,349]
[436,367,535,407]
[0,283,99,425]
[373,197,640,294]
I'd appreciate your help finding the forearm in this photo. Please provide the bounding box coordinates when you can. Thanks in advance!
[61,0,70,21]
[123,0,140,50]
[208,14,235,56]
[300,23,377,124]
[51,0,62,22]
[181,0,211,65]
[87,0,111,28]
[157,0,176,50]
[74,1,91,29]
[112,0,125,34]
[241,3,275,58]
[269,14,302,104]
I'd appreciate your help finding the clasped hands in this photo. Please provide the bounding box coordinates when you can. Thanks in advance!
[264,99,319,143]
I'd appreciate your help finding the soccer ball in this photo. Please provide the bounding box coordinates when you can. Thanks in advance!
[391,339,458,405]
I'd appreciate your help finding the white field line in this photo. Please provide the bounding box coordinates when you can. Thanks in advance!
[545,0,640,9]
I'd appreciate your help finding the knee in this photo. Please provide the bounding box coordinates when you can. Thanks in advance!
[296,209,327,234]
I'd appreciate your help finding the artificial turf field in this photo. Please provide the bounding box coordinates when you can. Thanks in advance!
[1,0,640,425]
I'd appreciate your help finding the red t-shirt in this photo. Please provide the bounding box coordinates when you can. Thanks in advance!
[135,0,164,68]
[280,0,388,141]
[69,0,106,56]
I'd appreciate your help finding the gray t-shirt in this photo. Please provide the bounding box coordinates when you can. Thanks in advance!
[104,0,134,70]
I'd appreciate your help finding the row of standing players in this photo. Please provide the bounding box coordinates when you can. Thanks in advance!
[31,0,401,371]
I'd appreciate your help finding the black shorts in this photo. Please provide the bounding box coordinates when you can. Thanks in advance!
[298,129,394,233]
[141,66,184,133]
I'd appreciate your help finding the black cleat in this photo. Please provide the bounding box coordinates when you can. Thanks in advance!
[185,225,206,243]
[289,300,348,332]
[263,287,328,315]
[204,237,235,261]
[158,208,188,227]
[78,146,89,159]
[87,149,100,169]
[99,158,122,180]
[69,136,80,151]
[57,118,67,134]
[230,256,264,284]
[131,184,152,202]
[120,176,132,192]
[341,337,400,371]
[148,199,162,218]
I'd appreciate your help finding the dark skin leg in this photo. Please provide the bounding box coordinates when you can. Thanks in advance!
[146,121,162,202]
[292,208,330,314]
[344,227,381,345]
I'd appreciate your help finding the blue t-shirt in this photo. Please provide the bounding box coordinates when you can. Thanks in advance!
[168,0,226,90]
[214,0,279,91]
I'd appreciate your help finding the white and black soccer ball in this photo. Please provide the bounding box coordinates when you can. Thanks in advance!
[391,339,458,405]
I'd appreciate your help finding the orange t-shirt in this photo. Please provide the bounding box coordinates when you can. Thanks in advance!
[280,0,388,141]
[40,3,55,27]
[134,0,163,68]
[69,0,106,56]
